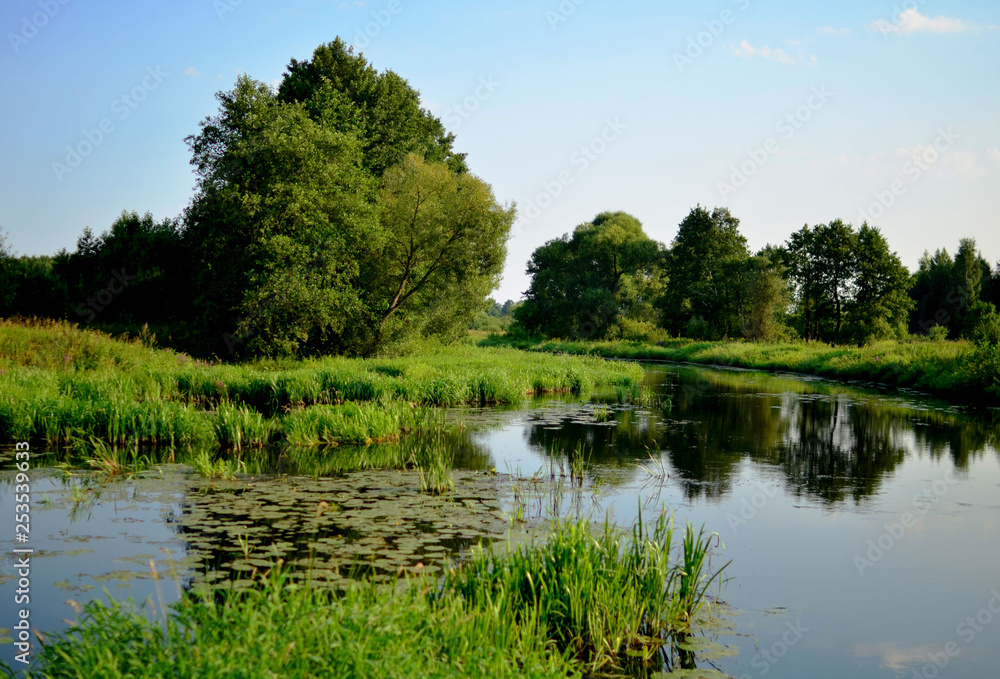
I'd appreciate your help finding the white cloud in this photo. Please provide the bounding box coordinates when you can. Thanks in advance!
[870,9,968,36]
[855,644,939,672]
[733,40,816,66]
[952,151,988,181]
[987,148,1000,168]
[818,26,852,36]
[184,67,203,78]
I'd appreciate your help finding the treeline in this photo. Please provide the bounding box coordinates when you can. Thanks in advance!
[0,39,514,359]
[514,207,1000,346]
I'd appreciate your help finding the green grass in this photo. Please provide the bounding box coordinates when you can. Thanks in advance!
[485,335,1000,400]
[0,320,643,461]
[283,401,422,446]
[12,514,725,679]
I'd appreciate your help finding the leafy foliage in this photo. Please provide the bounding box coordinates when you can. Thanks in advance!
[515,212,665,340]
[662,206,750,339]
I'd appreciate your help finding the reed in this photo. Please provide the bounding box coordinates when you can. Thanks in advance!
[212,401,273,452]
[445,511,727,674]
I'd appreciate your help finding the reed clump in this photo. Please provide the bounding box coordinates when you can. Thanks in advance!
[445,511,727,674]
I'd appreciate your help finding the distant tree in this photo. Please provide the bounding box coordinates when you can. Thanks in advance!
[0,256,65,319]
[52,212,191,325]
[847,224,912,344]
[909,248,957,336]
[782,225,824,341]
[515,212,665,339]
[739,251,791,341]
[662,206,749,339]
[909,239,994,338]
[812,220,857,340]
[0,227,14,315]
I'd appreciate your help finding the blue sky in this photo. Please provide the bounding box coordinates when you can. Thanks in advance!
[2,0,998,301]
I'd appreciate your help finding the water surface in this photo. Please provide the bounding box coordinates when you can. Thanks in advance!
[2,362,999,677]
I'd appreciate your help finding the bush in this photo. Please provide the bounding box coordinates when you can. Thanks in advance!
[927,324,949,341]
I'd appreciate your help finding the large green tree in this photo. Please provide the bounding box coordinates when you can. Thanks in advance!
[183,43,511,357]
[515,212,665,339]
[739,250,791,341]
[812,219,857,340]
[184,76,379,357]
[662,206,750,339]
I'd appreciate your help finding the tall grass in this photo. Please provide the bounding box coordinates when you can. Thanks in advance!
[445,511,727,674]
[405,433,457,494]
[0,321,646,475]
[16,513,726,679]
[212,401,272,451]
[283,401,420,446]
[485,335,999,401]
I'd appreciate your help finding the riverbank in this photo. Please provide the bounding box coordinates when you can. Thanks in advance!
[0,319,644,456]
[481,335,1000,402]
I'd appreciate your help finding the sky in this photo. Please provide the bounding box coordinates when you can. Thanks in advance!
[1,0,998,302]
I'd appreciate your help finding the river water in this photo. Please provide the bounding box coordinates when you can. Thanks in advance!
[2,362,999,677]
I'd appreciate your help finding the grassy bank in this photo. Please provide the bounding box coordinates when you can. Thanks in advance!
[12,515,725,679]
[482,335,1000,401]
[0,319,643,454]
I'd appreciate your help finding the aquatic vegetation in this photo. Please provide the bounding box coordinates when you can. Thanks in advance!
[406,434,456,495]
[212,401,273,452]
[190,450,246,480]
[446,512,728,674]
[283,401,418,446]
[17,512,726,679]
[76,437,154,478]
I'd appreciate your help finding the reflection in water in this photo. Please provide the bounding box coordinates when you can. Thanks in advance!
[519,365,998,506]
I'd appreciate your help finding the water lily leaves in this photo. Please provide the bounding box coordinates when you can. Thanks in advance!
[176,468,512,589]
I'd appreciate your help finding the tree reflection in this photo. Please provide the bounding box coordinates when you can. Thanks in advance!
[523,365,998,506]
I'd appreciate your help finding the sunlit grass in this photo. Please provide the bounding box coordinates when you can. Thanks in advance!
[486,335,999,399]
